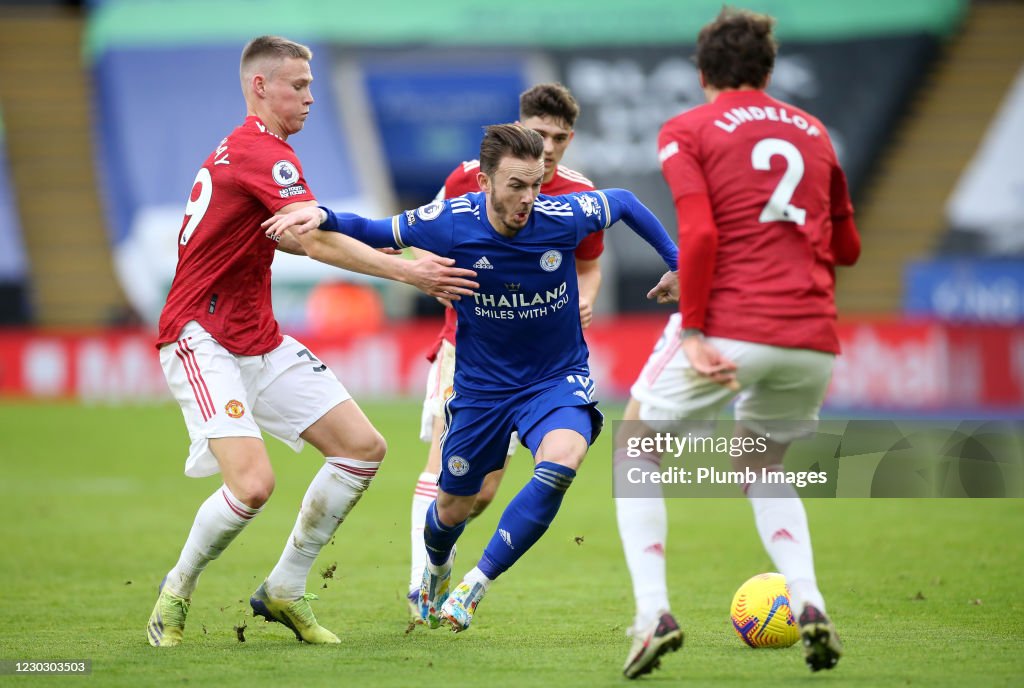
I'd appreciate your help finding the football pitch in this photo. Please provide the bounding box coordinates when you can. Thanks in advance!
[1,400,1021,687]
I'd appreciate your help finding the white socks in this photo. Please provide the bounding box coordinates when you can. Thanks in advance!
[746,466,825,615]
[165,485,260,598]
[462,565,492,589]
[410,471,439,593]
[615,448,670,631]
[265,457,379,600]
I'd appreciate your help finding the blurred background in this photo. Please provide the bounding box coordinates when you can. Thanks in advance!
[0,0,1021,416]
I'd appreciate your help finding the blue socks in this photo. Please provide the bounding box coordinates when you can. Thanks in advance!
[424,500,466,566]
[478,461,576,579]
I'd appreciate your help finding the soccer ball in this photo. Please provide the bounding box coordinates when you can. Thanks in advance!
[730,573,799,648]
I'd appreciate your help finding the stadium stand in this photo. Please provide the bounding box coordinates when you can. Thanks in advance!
[0,7,129,326]
[838,0,1024,315]
[0,106,30,325]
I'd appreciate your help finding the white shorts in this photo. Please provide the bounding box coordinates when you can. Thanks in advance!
[160,321,351,478]
[630,314,834,443]
[420,339,518,456]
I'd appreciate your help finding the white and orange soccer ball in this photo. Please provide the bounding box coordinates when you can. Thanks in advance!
[730,573,800,648]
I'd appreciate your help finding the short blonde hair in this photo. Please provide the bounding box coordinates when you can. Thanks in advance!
[240,35,312,82]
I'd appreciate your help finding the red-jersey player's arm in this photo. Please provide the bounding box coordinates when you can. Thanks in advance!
[658,123,716,331]
[675,194,717,330]
[829,165,860,266]
[574,228,604,322]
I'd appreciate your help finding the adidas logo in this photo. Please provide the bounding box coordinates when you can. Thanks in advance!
[473,256,494,269]
[499,529,514,549]
[770,528,796,543]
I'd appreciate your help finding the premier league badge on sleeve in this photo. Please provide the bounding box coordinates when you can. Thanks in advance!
[272,160,300,186]
[416,200,445,222]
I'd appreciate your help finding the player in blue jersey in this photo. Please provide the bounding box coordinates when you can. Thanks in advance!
[263,124,679,633]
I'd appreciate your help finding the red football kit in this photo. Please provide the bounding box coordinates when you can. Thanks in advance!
[659,90,860,354]
[157,116,316,355]
[425,162,605,360]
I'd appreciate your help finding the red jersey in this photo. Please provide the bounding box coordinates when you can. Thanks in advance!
[426,161,605,360]
[659,90,858,354]
[157,116,316,355]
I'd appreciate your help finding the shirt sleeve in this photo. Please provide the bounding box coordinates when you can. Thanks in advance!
[236,138,316,213]
[574,231,604,260]
[658,119,717,329]
[657,121,707,202]
[321,199,455,256]
[828,154,860,266]
[572,189,678,271]
[674,193,718,330]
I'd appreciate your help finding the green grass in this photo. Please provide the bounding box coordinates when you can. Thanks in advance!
[0,401,1022,687]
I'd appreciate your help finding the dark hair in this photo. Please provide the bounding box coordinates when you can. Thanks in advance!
[696,7,777,90]
[519,83,580,128]
[479,124,544,176]
[240,35,312,74]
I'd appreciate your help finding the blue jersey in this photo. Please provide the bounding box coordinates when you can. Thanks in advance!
[322,188,677,399]
[400,191,606,397]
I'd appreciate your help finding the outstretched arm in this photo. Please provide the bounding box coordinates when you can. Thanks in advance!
[261,206,478,300]
[602,188,679,271]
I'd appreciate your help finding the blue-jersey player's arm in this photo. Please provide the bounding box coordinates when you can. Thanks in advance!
[575,189,678,272]
[317,205,456,258]
[258,204,473,299]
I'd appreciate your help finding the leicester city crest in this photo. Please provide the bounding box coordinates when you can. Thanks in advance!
[447,455,470,476]
[540,249,562,272]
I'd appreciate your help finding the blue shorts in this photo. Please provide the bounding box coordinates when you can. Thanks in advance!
[439,376,604,496]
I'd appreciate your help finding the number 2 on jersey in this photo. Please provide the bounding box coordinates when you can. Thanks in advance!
[751,138,806,225]
[180,167,212,245]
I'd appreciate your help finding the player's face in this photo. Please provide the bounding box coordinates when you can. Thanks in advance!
[263,57,314,138]
[482,155,544,237]
[520,115,573,183]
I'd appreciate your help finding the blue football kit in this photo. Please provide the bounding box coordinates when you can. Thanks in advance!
[321,188,678,494]
[321,186,676,591]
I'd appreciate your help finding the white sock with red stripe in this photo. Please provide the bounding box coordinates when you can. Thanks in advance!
[745,465,826,615]
[410,471,439,594]
[265,457,379,600]
[614,448,671,631]
[164,485,260,598]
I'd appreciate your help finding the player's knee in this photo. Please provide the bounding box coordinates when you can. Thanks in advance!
[233,474,275,509]
[549,454,585,472]
[350,429,387,462]
[436,495,474,525]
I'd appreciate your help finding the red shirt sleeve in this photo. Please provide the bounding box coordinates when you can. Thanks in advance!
[675,194,717,330]
[659,121,716,330]
[829,164,860,266]
[575,231,604,260]
[236,137,316,213]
